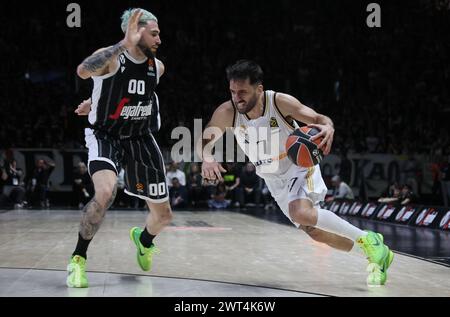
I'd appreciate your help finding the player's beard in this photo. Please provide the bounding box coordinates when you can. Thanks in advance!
[137,43,155,59]
[236,92,259,114]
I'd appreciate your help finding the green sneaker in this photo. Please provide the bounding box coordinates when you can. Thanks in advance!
[66,255,88,288]
[129,227,159,271]
[366,249,394,286]
[357,231,394,286]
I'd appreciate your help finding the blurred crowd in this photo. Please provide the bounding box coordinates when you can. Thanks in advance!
[0,158,55,208]
[1,155,450,209]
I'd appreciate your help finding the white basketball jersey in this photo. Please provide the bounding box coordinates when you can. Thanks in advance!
[233,90,307,178]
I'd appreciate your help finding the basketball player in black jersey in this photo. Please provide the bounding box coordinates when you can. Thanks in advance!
[67,9,171,288]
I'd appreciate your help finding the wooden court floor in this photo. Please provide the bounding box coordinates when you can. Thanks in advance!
[0,209,449,297]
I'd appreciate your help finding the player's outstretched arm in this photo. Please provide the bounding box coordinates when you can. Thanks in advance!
[197,101,234,181]
[276,93,334,155]
[77,10,146,79]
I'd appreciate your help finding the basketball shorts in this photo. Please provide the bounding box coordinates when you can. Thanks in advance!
[263,164,327,227]
[85,128,168,203]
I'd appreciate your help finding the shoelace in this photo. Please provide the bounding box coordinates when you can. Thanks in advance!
[140,245,160,258]
[147,246,160,256]
[362,235,381,262]
[70,259,85,277]
[74,263,82,276]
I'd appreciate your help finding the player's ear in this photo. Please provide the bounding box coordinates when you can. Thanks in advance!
[257,84,264,93]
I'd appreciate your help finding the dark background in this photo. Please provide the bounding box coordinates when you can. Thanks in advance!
[1,0,449,153]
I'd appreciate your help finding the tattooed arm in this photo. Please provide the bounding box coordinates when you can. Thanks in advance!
[76,43,125,79]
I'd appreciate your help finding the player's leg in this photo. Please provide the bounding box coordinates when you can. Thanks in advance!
[289,198,367,241]
[67,166,118,288]
[300,225,354,252]
[125,135,171,271]
[129,204,172,272]
[289,197,394,286]
[145,200,173,236]
[287,166,393,286]
[67,129,120,288]
[79,167,117,239]
[130,200,173,271]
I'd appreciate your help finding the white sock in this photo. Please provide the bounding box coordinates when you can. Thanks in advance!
[315,208,367,241]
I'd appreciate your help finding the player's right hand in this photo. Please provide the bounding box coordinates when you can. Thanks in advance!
[122,10,146,50]
[74,98,92,116]
[308,123,334,155]
[201,161,226,182]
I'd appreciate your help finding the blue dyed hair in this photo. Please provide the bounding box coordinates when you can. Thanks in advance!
[121,8,158,33]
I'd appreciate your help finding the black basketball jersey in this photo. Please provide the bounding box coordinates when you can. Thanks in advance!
[89,50,161,138]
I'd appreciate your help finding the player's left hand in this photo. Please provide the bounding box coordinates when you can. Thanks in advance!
[308,123,334,155]
[75,98,92,116]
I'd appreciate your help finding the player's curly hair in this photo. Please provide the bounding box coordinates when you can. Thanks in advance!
[120,8,158,33]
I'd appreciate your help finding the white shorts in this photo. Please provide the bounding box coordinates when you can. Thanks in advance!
[262,164,327,227]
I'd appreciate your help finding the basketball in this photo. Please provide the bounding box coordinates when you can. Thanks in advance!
[285,127,323,168]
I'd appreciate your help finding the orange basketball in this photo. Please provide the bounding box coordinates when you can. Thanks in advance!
[285,127,324,168]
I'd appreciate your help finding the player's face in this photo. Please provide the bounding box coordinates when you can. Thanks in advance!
[229,79,263,114]
[139,20,161,55]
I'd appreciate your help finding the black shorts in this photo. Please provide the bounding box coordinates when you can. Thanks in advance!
[85,128,168,203]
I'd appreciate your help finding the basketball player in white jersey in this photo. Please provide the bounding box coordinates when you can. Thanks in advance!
[67,9,171,288]
[199,60,394,286]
